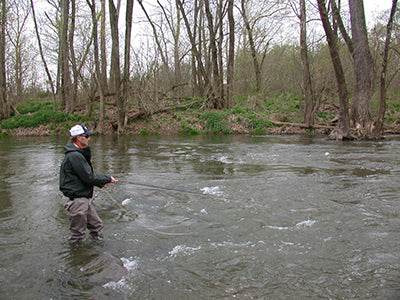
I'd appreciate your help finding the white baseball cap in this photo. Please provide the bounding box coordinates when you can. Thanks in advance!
[69,124,94,137]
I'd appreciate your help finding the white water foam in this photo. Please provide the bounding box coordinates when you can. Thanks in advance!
[102,257,138,291]
[103,278,129,290]
[201,186,224,196]
[218,156,232,164]
[267,219,316,231]
[169,245,202,257]
[295,219,316,228]
[121,257,139,271]
[121,198,132,206]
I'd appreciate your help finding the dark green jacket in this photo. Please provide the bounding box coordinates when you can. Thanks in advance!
[59,140,111,199]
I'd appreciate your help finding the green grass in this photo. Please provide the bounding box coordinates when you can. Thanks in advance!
[201,111,232,134]
[1,101,91,131]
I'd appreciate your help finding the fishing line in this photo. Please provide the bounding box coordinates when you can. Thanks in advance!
[103,189,192,236]
[118,180,205,196]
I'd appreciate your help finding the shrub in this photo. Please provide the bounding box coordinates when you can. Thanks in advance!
[0,110,87,130]
[16,101,54,114]
[180,121,200,135]
[201,111,232,134]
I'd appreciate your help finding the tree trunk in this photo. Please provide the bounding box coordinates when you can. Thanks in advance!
[119,0,134,133]
[8,3,30,104]
[100,0,108,94]
[317,0,350,140]
[299,0,314,127]
[174,2,182,99]
[331,0,353,55]
[69,0,78,113]
[141,0,167,66]
[0,0,9,119]
[349,0,375,138]
[226,0,234,106]
[177,0,210,95]
[372,0,398,138]
[87,0,105,133]
[30,0,57,110]
[217,0,224,106]
[109,0,121,100]
[204,0,221,108]
[60,0,71,113]
[241,0,261,93]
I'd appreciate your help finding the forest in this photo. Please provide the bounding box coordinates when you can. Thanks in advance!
[0,0,399,139]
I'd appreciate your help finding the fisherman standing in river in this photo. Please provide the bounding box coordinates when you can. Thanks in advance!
[59,124,117,242]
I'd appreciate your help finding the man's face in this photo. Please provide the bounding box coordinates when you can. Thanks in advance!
[77,134,91,147]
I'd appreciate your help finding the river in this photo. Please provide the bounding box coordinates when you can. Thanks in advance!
[0,135,399,299]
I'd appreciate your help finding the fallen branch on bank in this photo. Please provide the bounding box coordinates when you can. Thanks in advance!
[270,120,400,134]
[109,100,203,128]
[268,120,335,130]
[128,100,203,122]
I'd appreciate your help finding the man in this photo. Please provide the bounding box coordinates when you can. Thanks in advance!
[59,124,117,242]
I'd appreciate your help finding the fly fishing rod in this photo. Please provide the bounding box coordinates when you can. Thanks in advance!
[117,180,205,196]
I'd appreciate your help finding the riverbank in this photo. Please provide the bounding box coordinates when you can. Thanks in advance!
[1,97,400,137]
[0,108,333,136]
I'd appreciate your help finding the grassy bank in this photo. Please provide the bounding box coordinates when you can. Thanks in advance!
[1,94,399,137]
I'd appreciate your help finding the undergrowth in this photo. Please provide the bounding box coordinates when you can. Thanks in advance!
[1,101,91,131]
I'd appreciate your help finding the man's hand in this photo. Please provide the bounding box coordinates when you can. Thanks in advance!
[104,176,118,188]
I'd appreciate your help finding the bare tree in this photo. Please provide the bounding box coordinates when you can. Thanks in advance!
[373,0,398,137]
[109,0,121,98]
[317,0,350,140]
[177,0,210,97]
[239,0,286,93]
[68,0,78,112]
[30,0,57,110]
[7,0,30,104]
[299,0,314,127]
[349,0,376,138]
[204,0,223,107]
[157,0,184,97]
[140,0,168,67]
[0,0,9,119]
[87,0,105,132]
[100,0,108,94]
[119,0,134,132]
[290,0,314,127]
[60,0,71,112]
[226,0,234,105]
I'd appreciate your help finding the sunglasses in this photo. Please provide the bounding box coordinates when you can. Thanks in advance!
[81,134,90,139]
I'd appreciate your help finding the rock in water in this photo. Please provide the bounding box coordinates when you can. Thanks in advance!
[81,252,128,285]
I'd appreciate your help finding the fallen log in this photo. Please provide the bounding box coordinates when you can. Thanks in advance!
[268,120,335,130]
[127,100,203,122]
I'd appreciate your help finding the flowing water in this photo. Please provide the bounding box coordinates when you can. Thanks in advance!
[0,135,400,299]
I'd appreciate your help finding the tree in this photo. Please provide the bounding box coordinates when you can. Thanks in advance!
[204,0,223,107]
[68,0,78,112]
[119,0,134,132]
[317,0,350,140]
[238,0,287,94]
[349,0,376,138]
[290,0,315,127]
[108,0,121,113]
[373,0,398,137]
[226,0,234,105]
[87,0,105,132]
[60,0,71,112]
[177,0,210,98]
[7,0,31,104]
[30,0,57,110]
[0,0,9,119]
[100,0,107,94]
